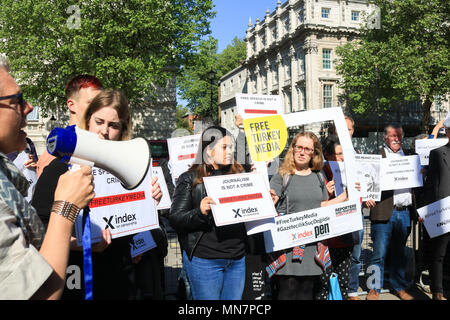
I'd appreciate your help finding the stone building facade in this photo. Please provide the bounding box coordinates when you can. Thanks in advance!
[219,0,448,149]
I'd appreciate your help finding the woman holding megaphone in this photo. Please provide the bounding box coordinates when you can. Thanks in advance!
[32,89,162,299]
[168,126,248,300]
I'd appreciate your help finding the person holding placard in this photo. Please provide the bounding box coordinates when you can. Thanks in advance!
[422,118,450,300]
[32,90,162,299]
[320,136,354,300]
[168,126,247,300]
[267,132,348,300]
[366,123,419,300]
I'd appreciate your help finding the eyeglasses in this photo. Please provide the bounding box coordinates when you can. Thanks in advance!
[293,145,314,154]
[0,92,25,110]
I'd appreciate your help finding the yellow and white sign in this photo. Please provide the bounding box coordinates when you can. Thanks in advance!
[243,115,288,162]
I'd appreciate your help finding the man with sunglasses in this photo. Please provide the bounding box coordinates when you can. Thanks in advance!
[0,57,95,299]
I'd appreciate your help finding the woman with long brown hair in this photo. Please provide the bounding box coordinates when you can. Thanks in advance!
[168,126,247,300]
[268,131,347,300]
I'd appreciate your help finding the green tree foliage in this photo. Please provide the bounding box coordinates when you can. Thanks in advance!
[335,0,449,132]
[177,36,246,121]
[0,0,215,114]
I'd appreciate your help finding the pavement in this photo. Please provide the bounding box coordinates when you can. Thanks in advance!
[351,282,449,300]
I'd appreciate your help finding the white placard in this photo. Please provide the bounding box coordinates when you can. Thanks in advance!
[130,231,157,258]
[417,196,450,238]
[152,166,172,210]
[355,154,382,201]
[203,172,277,226]
[13,151,38,202]
[167,134,201,185]
[245,217,276,235]
[236,93,283,119]
[415,138,448,166]
[263,107,362,252]
[75,166,159,246]
[264,202,363,252]
[380,155,423,190]
[328,161,347,196]
[243,163,276,235]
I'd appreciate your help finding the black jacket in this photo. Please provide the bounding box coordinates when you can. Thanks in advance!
[168,170,215,260]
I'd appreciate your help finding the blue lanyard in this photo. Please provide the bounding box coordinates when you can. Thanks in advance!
[82,208,93,300]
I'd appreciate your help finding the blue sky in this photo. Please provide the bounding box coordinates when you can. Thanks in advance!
[178,0,281,108]
[211,0,282,53]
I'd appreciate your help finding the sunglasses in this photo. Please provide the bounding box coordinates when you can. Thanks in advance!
[0,92,25,110]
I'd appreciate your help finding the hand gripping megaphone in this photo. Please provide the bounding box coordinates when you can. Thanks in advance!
[46,125,151,190]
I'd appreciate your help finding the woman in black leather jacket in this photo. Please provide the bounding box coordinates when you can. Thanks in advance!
[168,126,247,300]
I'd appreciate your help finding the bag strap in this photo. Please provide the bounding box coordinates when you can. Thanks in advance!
[281,174,292,192]
[316,171,325,191]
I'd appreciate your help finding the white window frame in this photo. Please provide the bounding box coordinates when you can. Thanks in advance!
[323,49,332,70]
[321,8,330,19]
[323,84,333,108]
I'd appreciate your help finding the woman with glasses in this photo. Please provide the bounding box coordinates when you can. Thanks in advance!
[168,126,247,300]
[268,131,347,300]
[32,89,162,299]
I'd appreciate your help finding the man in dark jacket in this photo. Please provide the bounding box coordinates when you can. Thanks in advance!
[366,123,418,300]
[423,118,450,300]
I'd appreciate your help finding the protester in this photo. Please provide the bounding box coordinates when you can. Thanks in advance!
[32,89,162,299]
[7,137,39,202]
[0,58,95,299]
[366,123,419,300]
[341,115,377,300]
[429,118,446,139]
[36,75,103,177]
[232,114,271,300]
[267,131,348,300]
[422,118,450,300]
[320,136,354,300]
[168,126,247,300]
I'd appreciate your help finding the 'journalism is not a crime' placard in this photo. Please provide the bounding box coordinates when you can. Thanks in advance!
[203,172,277,227]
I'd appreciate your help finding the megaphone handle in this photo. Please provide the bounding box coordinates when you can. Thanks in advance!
[82,207,93,300]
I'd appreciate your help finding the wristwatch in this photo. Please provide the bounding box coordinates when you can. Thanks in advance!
[51,200,80,223]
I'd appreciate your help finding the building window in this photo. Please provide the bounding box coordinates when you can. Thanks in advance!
[262,69,267,89]
[434,95,441,111]
[272,64,278,85]
[284,90,292,113]
[297,51,305,75]
[284,57,291,80]
[297,9,305,23]
[323,84,333,108]
[283,16,290,34]
[323,49,332,70]
[298,86,306,110]
[321,8,330,19]
[351,11,360,21]
[26,104,39,121]
[271,25,277,42]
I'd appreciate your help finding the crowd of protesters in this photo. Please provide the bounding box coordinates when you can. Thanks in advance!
[0,55,449,301]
